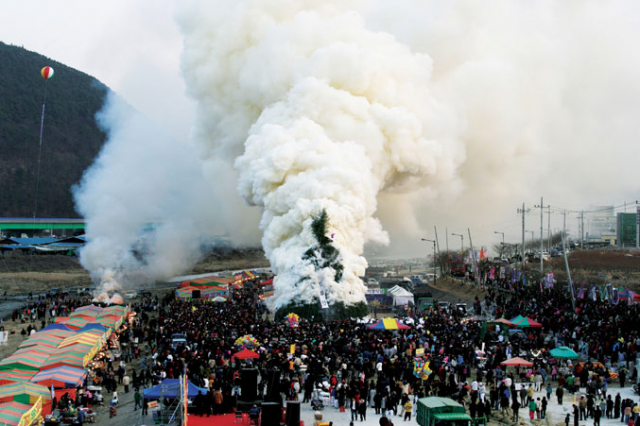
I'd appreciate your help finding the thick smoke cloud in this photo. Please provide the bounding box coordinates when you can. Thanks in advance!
[177,0,640,308]
[76,0,640,303]
[74,93,221,290]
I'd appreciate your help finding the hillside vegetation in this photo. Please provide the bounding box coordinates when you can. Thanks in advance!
[0,42,108,218]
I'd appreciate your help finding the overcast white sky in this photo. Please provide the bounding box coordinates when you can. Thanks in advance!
[1,1,638,256]
[0,0,193,138]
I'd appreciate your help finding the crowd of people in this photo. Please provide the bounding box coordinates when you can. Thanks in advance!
[108,274,640,425]
[2,271,639,425]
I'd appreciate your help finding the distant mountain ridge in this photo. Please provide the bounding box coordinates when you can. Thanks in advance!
[0,41,108,218]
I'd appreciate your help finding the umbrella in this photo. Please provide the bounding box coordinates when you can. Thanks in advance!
[31,366,87,388]
[501,357,533,367]
[512,317,543,328]
[549,346,579,359]
[0,401,33,426]
[233,349,260,360]
[368,318,411,330]
[211,296,227,302]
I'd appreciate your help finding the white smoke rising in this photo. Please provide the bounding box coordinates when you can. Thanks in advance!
[177,0,640,309]
[178,0,463,309]
[74,92,221,290]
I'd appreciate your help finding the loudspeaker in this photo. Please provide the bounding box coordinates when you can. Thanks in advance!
[265,368,281,402]
[260,402,281,426]
[241,368,258,401]
[286,401,300,426]
[192,290,201,299]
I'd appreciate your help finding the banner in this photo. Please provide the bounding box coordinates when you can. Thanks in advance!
[612,287,619,305]
[18,396,41,426]
[415,348,425,358]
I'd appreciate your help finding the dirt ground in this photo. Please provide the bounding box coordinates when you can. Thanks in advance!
[549,249,640,291]
[0,248,269,296]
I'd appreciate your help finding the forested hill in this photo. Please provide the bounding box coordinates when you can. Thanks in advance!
[0,41,108,218]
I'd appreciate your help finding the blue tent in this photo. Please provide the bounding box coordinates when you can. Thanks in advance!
[77,323,109,333]
[41,324,75,333]
[143,378,207,399]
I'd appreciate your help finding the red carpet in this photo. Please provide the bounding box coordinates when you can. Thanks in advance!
[187,412,241,426]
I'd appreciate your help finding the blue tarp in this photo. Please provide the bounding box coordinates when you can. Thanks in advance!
[143,379,208,399]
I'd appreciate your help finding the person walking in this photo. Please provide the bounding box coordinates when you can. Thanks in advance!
[557,385,564,405]
[134,389,142,411]
[512,398,521,422]
[529,398,537,420]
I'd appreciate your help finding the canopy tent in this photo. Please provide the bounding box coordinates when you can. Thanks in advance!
[100,305,128,317]
[180,276,233,288]
[54,317,70,324]
[96,315,122,329]
[41,350,86,370]
[509,315,525,324]
[501,357,533,367]
[0,382,51,405]
[368,318,411,330]
[17,334,64,350]
[200,286,229,299]
[40,323,76,334]
[143,378,207,400]
[31,366,87,388]
[70,310,101,319]
[74,305,103,314]
[0,351,50,371]
[491,318,514,326]
[0,370,35,386]
[62,316,91,330]
[35,329,76,340]
[512,317,543,328]
[59,333,102,350]
[0,401,33,426]
[76,323,109,335]
[387,285,414,306]
[12,347,56,360]
[549,346,579,359]
[233,349,260,360]
[175,286,197,300]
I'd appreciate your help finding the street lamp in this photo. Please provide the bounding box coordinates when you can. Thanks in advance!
[421,238,437,286]
[494,231,505,257]
[451,233,464,253]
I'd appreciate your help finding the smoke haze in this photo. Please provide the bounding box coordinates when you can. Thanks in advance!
[75,0,640,302]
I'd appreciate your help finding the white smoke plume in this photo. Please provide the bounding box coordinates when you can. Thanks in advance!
[74,93,220,292]
[177,0,640,309]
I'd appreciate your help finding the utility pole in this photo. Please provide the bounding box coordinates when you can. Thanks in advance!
[468,228,480,285]
[434,226,441,257]
[580,210,585,249]
[534,197,544,273]
[561,231,576,312]
[636,201,640,249]
[421,238,437,287]
[445,227,449,253]
[547,206,551,253]
[517,203,528,272]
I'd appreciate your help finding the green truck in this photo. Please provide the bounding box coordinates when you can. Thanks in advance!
[417,397,473,426]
